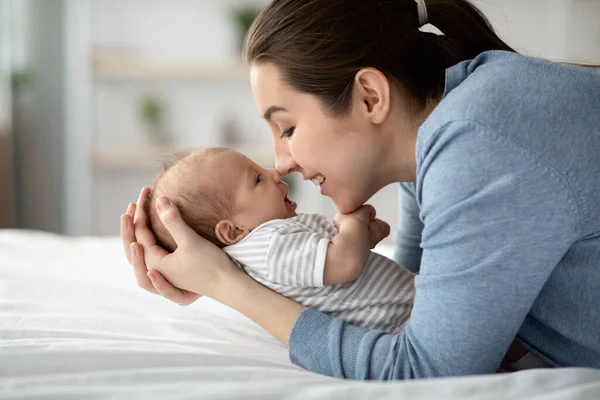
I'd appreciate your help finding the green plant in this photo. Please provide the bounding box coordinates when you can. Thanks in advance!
[140,96,162,127]
[232,6,262,40]
[10,69,33,92]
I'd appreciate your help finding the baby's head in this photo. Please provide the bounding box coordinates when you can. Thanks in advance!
[146,148,297,251]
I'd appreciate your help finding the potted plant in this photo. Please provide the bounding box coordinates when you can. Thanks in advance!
[232,5,262,51]
[139,95,169,146]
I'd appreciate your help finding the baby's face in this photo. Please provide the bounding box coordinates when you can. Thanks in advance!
[210,150,298,230]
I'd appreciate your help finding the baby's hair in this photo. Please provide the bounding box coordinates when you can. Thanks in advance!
[145,147,233,252]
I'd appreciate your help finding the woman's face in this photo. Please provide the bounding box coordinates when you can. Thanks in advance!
[250,63,390,214]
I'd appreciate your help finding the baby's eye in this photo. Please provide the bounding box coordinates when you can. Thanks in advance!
[280,127,295,139]
[255,174,262,185]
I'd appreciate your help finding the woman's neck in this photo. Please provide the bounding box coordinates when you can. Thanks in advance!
[379,97,440,185]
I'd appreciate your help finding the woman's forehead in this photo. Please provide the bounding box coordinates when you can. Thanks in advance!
[250,63,291,110]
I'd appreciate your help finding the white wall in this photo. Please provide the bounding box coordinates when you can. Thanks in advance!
[67,0,600,236]
[472,0,600,62]
[88,0,275,234]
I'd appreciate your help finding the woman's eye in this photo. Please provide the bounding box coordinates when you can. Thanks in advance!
[280,127,295,139]
[255,174,262,184]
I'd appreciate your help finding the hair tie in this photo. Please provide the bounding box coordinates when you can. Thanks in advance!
[415,0,428,27]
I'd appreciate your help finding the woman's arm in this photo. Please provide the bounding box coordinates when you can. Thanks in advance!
[288,122,579,379]
[122,121,577,380]
[393,182,423,273]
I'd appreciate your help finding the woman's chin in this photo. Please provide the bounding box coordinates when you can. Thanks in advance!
[332,194,364,214]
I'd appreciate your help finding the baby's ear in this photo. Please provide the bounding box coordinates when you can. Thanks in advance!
[215,219,248,246]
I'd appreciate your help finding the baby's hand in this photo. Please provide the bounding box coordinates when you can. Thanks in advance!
[334,204,376,228]
[368,218,390,248]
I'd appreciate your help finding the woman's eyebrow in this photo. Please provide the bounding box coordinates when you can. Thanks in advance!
[262,106,287,121]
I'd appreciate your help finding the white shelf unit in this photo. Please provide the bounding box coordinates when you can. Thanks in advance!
[93,145,275,171]
[92,60,250,83]
[66,0,395,236]
[63,0,600,237]
[77,0,275,235]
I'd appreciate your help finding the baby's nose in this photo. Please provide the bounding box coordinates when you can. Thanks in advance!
[268,168,281,182]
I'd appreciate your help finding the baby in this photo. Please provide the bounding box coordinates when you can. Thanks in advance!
[145,147,415,334]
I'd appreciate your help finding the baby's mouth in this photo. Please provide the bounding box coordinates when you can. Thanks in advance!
[284,196,296,207]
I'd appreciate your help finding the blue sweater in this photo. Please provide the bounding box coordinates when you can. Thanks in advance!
[288,51,600,379]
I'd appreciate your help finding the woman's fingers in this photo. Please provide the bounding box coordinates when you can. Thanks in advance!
[156,196,197,249]
[121,203,137,263]
[130,242,158,294]
[121,213,135,264]
[134,187,158,248]
[127,202,136,218]
[147,269,201,306]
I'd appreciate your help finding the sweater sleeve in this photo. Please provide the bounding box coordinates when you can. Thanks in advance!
[393,182,423,273]
[288,121,580,379]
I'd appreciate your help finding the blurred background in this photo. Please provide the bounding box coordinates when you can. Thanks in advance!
[0,0,598,239]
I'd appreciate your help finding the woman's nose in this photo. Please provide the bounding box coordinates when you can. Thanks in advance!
[274,145,298,176]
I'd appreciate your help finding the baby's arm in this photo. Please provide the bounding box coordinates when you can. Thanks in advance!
[324,205,386,284]
[261,208,389,287]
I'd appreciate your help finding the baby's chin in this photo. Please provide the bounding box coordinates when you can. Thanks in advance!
[286,210,298,218]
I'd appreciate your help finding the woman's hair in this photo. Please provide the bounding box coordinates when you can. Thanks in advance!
[244,0,516,113]
[145,148,233,251]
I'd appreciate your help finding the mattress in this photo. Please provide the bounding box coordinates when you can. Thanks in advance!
[1,229,599,399]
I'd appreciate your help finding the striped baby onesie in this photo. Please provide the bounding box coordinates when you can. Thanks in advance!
[224,214,415,334]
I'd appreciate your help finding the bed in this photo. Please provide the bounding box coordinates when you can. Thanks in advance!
[1,229,599,399]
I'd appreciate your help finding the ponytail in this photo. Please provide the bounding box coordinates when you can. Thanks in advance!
[426,0,515,59]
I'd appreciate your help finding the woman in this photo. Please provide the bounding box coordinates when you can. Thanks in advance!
[120,0,600,379]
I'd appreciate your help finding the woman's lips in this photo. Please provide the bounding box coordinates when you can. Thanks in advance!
[310,174,326,188]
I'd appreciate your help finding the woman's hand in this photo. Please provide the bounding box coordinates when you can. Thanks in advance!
[122,189,304,345]
[120,188,236,304]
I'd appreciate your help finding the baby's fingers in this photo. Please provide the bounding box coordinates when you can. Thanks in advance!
[368,231,379,249]
[378,219,391,238]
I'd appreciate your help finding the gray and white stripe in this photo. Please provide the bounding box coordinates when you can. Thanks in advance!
[224,214,415,334]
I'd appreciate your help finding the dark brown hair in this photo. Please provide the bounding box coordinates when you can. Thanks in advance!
[145,148,232,251]
[244,0,516,113]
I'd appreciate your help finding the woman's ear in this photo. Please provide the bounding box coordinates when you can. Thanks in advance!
[215,219,249,246]
[353,68,391,125]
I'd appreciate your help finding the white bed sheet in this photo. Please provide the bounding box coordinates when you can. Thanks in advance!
[1,229,599,399]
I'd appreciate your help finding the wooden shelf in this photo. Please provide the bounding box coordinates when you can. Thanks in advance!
[93,146,275,171]
[92,61,249,82]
